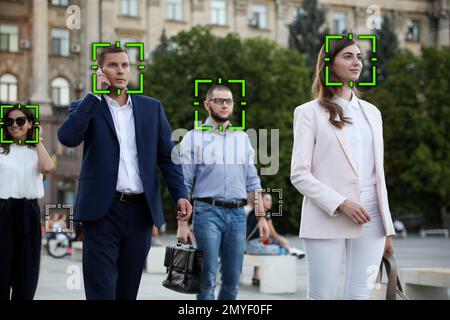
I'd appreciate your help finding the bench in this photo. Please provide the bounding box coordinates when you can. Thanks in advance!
[420,229,449,238]
[398,268,450,300]
[241,254,297,294]
[145,246,167,274]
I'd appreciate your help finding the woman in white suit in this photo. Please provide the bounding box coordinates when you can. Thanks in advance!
[290,36,395,299]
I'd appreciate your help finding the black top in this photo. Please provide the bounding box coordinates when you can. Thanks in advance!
[246,209,271,241]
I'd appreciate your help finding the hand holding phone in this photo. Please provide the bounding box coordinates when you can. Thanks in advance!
[96,67,111,90]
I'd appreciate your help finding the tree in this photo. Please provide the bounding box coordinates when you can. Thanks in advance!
[153,29,170,55]
[365,47,450,227]
[364,15,399,82]
[288,0,329,67]
[144,26,311,232]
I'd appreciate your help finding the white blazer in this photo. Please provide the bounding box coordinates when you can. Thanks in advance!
[290,98,395,239]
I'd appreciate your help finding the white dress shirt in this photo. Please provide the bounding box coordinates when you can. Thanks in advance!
[102,94,144,194]
[335,94,377,189]
[0,144,44,199]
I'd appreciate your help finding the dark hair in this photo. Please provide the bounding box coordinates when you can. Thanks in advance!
[312,35,359,129]
[206,84,232,100]
[0,106,37,155]
[98,46,128,68]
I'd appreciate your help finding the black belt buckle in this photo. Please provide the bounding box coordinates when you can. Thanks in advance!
[117,192,137,203]
[119,192,129,203]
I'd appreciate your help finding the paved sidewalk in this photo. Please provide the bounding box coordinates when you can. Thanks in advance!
[35,235,450,300]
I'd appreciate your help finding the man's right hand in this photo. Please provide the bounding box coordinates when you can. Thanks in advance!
[339,199,371,225]
[176,221,194,244]
[96,67,110,91]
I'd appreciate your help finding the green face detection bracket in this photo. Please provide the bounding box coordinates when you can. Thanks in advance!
[324,34,378,87]
[193,78,247,132]
[0,104,40,144]
[91,41,146,95]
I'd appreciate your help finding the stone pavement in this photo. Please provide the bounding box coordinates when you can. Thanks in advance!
[34,235,450,300]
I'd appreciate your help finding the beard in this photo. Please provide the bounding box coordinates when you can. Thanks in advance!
[210,108,230,123]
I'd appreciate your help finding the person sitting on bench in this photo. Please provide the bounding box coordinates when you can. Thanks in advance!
[246,192,305,286]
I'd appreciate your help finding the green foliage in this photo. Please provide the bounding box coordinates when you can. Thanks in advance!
[365,46,450,226]
[288,0,328,67]
[363,16,399,82]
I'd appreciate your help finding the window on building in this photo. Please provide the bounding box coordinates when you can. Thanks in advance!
[0,73,18,102]
[120,38,138,64]
[406,20,421,42]
[211,0,227,25]
[51,77,70,107]
[250,4,268,29]
[121,0,138,17]
[49,0,69,6]
[167,0,183,21]
[374,15,384,30]
[0,24,19,52]
[332,12,347,34]
[51,28,70,56]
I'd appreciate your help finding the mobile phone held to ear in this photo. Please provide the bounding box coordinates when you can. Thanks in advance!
[97,67,110,90]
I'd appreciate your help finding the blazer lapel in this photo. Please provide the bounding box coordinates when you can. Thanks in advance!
[330,111,359,176]
[131,95,143,147]
[359,100,382,173]
[98,96,119,142]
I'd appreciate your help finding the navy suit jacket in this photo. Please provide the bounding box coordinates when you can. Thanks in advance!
[57,93,188,227]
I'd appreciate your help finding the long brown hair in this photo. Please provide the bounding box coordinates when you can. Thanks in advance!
[0,106,37,155]
[312,36,360,129]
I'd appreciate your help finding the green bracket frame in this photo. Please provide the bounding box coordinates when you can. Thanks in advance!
[324,34,378,87]
[0,104,40,144]
[91,41,146,95]
[193,78,247,132]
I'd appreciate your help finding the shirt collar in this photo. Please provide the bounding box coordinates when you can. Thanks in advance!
[103,93,132,109]
[334,92,360,110]
[203,117,232,132]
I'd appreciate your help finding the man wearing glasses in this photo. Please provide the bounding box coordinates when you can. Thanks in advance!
[178,84,269,300]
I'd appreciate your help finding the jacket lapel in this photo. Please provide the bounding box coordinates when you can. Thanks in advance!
[359,100,382,173]
[321,99,382,180]
[98,96,118,142]
[330,111,359,176]
[131,95,143,148]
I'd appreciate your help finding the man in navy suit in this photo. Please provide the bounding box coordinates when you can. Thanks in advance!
[58,46,192,300]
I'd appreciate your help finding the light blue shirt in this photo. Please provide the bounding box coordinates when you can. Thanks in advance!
[179,117,261,201]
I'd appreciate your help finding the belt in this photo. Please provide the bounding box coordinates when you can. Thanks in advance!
[115,192,146,203]
[195,197,247,209]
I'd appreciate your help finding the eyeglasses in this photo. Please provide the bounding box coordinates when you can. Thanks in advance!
[4,117,27,127]
[208,98,234,105]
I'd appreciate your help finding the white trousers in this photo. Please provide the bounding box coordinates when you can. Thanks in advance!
[303,185,386,300]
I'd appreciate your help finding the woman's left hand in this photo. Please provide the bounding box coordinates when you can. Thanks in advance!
[384,236,394,255]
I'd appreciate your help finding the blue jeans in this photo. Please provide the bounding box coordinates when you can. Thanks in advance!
[193,200,246,300]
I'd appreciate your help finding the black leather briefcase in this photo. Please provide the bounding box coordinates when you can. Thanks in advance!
[162,242,203,294]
